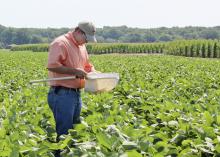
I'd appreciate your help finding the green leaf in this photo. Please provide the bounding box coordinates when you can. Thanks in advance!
[168,120,179,127]
[10,147,19,157]
[182,140,192,147]
[203,111,213,126]
[155,141,168,152]
[126,150,142,157]
[0,128,6,138]
[215,144,220,153]
[122,141,138,150]
[0,149,11,157]
[139,141,151,152]
[20,146,32,154]
[59,136,72,149]
[217,115,220,125]
[203,126,216,138]
[96,132,113,150]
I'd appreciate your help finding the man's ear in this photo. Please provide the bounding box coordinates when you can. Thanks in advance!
[75,27,81,33]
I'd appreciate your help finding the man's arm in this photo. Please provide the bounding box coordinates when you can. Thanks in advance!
[48,66,87,79]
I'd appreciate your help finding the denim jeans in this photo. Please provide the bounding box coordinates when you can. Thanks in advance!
[47,87,82,137]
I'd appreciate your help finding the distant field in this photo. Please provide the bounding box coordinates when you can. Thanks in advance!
[1,51,220,156]
[9,39,220,59]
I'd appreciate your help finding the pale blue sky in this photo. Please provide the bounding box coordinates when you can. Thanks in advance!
[0,0,219,28]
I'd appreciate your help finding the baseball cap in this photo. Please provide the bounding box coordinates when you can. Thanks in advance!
[78,21,97,42]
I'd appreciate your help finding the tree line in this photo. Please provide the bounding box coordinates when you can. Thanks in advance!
[0,24,220,48]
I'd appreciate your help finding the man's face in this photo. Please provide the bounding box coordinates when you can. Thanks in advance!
[75,29,87,45]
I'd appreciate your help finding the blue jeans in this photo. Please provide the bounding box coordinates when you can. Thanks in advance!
[47,87,82,137]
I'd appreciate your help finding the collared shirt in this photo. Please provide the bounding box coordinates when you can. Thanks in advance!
[47,31,93,89]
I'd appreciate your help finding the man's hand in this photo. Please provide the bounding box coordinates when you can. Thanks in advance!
[74,68,88,79]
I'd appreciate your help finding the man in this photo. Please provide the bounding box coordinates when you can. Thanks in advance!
[47,21,97,143]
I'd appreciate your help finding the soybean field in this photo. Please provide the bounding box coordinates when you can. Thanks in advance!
[1,50,220,156]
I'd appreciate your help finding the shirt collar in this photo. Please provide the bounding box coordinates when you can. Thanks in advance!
[65,31,80,47]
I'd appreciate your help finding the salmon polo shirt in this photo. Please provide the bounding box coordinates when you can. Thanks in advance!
[47,31,94,89]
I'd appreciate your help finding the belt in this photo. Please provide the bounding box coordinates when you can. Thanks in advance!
[51,86,80,93]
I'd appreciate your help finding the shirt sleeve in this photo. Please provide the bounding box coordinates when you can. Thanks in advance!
[47,41,67,68]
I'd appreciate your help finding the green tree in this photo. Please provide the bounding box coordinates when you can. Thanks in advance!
[143,34,157,42]
[30,35,43,44]
[159,34,172,42]
[12,29,31,44]
[201,30,219,39]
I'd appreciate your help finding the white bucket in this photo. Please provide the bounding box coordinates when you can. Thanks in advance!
[85,72,119,93]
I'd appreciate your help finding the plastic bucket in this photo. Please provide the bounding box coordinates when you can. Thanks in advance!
[85,73,119,93]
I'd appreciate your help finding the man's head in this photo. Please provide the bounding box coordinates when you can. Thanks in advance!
[78,21,97,43]
[73,21,97,45]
